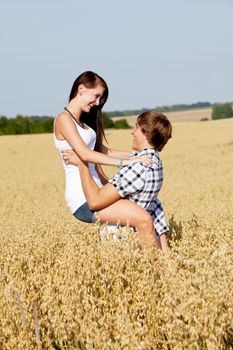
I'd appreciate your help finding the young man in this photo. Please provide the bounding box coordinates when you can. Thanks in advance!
[62,111,172,249]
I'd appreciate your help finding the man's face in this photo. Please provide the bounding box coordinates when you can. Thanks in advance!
[131,122,147,151]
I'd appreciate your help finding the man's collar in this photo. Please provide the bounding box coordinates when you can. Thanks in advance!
[130,148,157,157]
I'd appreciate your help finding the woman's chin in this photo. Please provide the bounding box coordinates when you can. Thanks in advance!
[84,106,91,113]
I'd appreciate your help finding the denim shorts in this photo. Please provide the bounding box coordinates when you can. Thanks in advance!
[73,202,97,223]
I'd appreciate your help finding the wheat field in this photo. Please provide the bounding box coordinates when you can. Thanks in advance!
[0,118,233,349]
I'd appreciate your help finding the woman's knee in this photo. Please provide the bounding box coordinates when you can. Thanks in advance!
[136,211,153,231]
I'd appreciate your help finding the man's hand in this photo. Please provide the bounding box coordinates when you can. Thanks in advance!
[62,149,83,166]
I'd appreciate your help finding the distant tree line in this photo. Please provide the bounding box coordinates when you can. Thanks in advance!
[103,113,131,129]
[1,101,232,135]
[211,103,233,120]
[0,115,54,135]
[107,101,213,117]
[0,113,131,136]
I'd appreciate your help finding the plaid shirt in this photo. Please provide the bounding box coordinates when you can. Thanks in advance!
[108,148,169,235]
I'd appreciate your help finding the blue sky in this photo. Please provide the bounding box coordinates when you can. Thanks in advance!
[0,0,233,117]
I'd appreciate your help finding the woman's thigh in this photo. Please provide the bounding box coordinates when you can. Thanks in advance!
[97,199,152,228]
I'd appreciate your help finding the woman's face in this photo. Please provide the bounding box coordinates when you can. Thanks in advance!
[79,83,105,113]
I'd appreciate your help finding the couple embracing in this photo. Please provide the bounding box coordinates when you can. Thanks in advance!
[53,71,172,250]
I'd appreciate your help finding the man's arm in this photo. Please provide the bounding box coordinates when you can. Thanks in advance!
[62,150,146,210]
[79,161,121,211]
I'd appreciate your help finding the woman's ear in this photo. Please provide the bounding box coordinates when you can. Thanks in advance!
[77,84,85,96]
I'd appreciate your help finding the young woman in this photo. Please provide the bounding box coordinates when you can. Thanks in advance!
[54,71,159,247]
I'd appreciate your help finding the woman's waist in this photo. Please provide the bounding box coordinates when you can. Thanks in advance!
[64,165,101,183]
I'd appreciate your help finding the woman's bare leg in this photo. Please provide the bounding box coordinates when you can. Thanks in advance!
[97,199,160,249]
[159,234,169,252]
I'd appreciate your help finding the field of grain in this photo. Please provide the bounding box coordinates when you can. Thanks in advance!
[111,108,212,126]
[0,118,233,349]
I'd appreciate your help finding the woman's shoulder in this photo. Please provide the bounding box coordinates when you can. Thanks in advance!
[55,111,69,122]
[55,112,76,128]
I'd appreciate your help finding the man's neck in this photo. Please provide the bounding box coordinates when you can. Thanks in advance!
[134,144,154,152]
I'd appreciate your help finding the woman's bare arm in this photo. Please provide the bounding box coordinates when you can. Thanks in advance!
[55,114,151,167]
[55,113,123,166]
[101,144,130,159]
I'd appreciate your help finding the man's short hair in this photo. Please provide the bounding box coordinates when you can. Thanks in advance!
[137,111,172,151]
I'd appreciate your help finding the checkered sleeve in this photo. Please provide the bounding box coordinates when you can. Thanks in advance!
[149,199,169,236]
[109,163,145,198]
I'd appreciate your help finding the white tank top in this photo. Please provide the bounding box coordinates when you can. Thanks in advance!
[54,118,102,213]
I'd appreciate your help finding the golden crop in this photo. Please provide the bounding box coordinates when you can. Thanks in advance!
[0,119,232,349]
